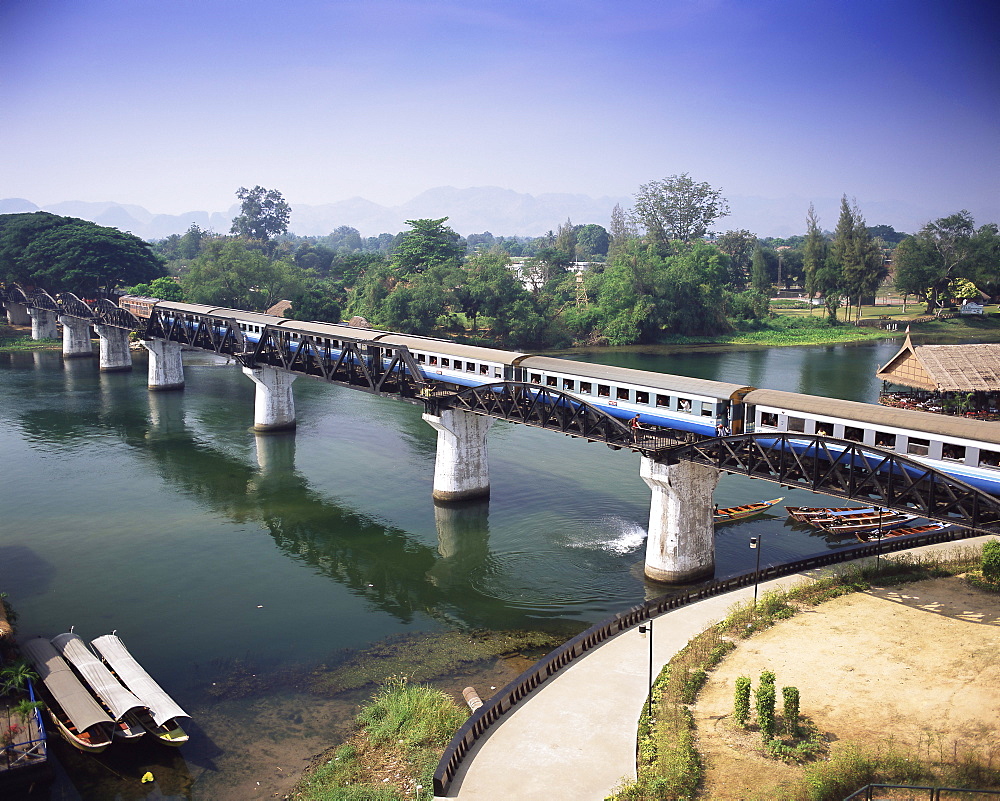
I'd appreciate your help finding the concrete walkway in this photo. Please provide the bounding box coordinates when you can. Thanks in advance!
[443,536,995,800]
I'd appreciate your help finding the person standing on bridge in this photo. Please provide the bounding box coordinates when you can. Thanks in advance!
[630,414,641,439]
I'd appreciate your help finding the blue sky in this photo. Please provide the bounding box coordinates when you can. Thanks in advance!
[2,0,997,233]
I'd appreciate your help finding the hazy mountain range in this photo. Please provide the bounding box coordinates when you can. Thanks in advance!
[0,187,940,241]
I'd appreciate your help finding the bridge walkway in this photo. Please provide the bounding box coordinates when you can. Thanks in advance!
[441,536,998,800]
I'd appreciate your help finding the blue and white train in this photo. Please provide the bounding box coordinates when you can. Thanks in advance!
[122,296,1000,496]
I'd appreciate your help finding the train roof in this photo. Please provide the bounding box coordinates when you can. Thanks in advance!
[379,334,528,365]
[745,387,1000,445]
[274,319,394,341]
[519,356,753,400]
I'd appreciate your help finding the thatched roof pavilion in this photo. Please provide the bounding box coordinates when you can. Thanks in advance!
[876,335,1000,392]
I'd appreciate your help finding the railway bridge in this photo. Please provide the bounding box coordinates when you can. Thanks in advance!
[6,284,999,583]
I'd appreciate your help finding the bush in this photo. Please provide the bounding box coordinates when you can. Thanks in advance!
[755,682,776,740]
[982,539,1000,583]
[733,677,751,727]
[782,686,800,734]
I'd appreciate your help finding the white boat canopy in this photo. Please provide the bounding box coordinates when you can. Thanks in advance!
[21,637,114,733]
[91,634,190,727]
[51,632,147,721]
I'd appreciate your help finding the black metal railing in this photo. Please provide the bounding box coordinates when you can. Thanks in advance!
[432,525,988,796]
[844,784,1000,800]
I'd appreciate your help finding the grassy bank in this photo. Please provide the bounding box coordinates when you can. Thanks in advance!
[290,676,467,801]
[0,327,61,352]
[608,544,999,801]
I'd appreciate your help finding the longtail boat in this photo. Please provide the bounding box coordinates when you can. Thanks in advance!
[817,513,919,535]
[786,505,876,523]
[20,638,114,753]
[714,497,783,524]
[855,521,950,542]
[90,634,191,747]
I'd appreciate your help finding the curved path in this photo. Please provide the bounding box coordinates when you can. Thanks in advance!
[441,536,996,800]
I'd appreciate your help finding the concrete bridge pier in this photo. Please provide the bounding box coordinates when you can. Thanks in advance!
[58,315,94,359]
[422,409,495,503]
[640,456,720,583]
[242,365,297,432]
[28,308,58,340]
[5,302,31,326]
[142,338,185,390]
[94,324,133,372]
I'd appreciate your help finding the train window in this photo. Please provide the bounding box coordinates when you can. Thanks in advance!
[980,450,1000,469]
[907,437,930,457]
[546,376,558,387]
[816,421,835,436]
[580,382,592,394]
[616,387,630,401]
[788,417,806,433]
[598,385,610,397]
[480,365,489,375]
[656,394,670,408]
[635,391,649,404]
[678,399,692,413]
[563,379,575,390]
[942,443,966,462]
[417,354,426,363]
[494,369,502,379]
[467,362,476,372]
[445,358,453,367]
[760,412,778,427]
[429,356,438,365]
[844,425,864,443]
[874,431,896,448]
[530,373,541,383]
[701,403,713,417]
[453,360,462,370]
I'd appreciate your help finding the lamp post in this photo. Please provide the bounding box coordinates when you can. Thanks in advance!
[638,619,653,720]
[750,535,762,614]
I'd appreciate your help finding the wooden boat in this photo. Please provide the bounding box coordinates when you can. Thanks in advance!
[51,632,146,742]
[855,521,950,543]
[817,512,920,535]
[714,497,783,524]
[786,505,876,523]
[20,638,114,753]
[90,634,190,747]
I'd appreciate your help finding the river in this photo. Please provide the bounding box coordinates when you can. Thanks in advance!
[0,337,905,799]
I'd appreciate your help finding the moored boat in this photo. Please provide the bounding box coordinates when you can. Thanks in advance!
[786,505,877,523]
[855,521,950,542]
[90,634,190,747]
[817,512,920,535]
[714,497,784,524]
[51,632,146,742]
[20,638,114,753]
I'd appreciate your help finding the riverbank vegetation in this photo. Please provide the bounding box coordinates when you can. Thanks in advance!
[4,180,998,352]
[608,544,999,801]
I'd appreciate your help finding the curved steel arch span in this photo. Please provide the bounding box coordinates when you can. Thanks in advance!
[661,432,1000,532]
[55,292,98,320]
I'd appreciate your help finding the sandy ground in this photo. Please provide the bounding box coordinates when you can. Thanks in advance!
[693,576,1000,800]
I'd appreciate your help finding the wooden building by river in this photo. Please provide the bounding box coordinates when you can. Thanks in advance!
[876,335,1000,419]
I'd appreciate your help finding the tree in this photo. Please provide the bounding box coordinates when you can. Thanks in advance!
[182,238,305,310]
[893,211,998,312]
[575,224,610,259]
[1,215,165,295]
[632,173,730,245]
[608,203,637,260]
[716,229,757,289]
[127,276,185,301]
[230,186,291,242]
[392,218,463,275]
[802,204,826,309]
[750,243,770,294]
[284,282,343,323]
[555,218,577,262]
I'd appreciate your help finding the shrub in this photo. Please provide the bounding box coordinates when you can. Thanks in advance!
[733,677,751,727]
[759,670,776,687]
[782,686,800,735]
[755,681,776,740]
[982,539,1000,583]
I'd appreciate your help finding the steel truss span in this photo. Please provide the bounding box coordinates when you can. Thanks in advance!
[664,433,1000,533]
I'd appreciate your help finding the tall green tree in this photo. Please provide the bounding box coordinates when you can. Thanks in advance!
[555,218,577,262]
[716,229,757,289]
[392,218,464,275]
[802,204,826,309]
[575,224,610,260]
[632,173,730,246]
[750,243,770,294]
[182,238,304,310]
[607,203,636,260]
[230,185,291,242]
